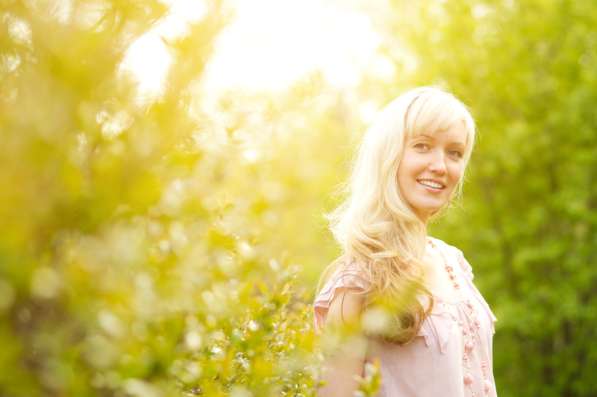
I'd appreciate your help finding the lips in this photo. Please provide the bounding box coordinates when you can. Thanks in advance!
[417,179,446,190]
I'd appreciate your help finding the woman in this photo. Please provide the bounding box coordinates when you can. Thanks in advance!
[313,87,498,397]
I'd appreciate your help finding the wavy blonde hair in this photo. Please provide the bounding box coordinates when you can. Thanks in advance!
[317,86,476,344]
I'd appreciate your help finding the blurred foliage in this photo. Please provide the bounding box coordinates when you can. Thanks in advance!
[0,0,325,396]
[0,0,595,396]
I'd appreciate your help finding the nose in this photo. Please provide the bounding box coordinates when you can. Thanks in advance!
[428,150,447,174]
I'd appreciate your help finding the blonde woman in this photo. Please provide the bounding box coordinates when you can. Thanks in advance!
[313,87,498,397]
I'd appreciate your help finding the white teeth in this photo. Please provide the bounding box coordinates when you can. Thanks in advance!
[418,180,444,189]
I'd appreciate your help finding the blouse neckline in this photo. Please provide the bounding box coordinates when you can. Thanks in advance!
[425,237,465,305]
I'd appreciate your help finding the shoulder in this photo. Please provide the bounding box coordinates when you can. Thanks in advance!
[326,286,367,327]
[319,255,371,293]
[428,236,474,278]
[428,236,465,258]
[313,256,371,333]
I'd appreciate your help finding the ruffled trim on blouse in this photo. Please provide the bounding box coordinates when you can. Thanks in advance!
[313,261,370,334]
[416,303,458,354]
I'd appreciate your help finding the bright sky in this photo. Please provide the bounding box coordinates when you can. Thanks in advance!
[120,0,395,102]
[202,0,385,93]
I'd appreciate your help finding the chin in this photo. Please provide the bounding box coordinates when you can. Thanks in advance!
[417,201,446,212]
[415,204,445,219]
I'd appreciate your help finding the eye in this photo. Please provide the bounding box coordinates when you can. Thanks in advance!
[414,143,430,151]
[449,150,464,159]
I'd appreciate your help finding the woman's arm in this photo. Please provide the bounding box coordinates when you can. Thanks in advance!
[317,288,368,397]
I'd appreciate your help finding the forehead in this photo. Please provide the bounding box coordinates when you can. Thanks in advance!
[402,93,474,149]
[411,123,469,146]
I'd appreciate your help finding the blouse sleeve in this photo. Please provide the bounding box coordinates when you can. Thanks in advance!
[313,262,370,334]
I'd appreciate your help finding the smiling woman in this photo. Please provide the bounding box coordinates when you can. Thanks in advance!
[313,87,498,397]
[398,118,470,222]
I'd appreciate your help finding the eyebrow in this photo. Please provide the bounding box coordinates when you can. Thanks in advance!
[450,141,467,148]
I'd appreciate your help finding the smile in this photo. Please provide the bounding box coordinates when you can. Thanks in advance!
[417,179,445,190]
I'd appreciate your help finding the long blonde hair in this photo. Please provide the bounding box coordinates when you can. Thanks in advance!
[318,86,476,344]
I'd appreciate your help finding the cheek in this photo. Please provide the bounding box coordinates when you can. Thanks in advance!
[396,166,407,190]
[397,154,418,185]
[448,163,465,183]
[399,151,425,174]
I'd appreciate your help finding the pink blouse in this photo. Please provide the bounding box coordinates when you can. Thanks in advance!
[313,237,498,397]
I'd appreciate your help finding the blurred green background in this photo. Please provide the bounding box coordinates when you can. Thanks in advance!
[0,0,595,396]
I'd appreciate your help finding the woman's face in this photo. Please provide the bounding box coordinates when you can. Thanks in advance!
[397,123,468,223]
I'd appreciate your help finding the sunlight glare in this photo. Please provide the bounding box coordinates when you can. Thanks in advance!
[119,32,173,103]
[201,0,382,94]
[118,0,208,105]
